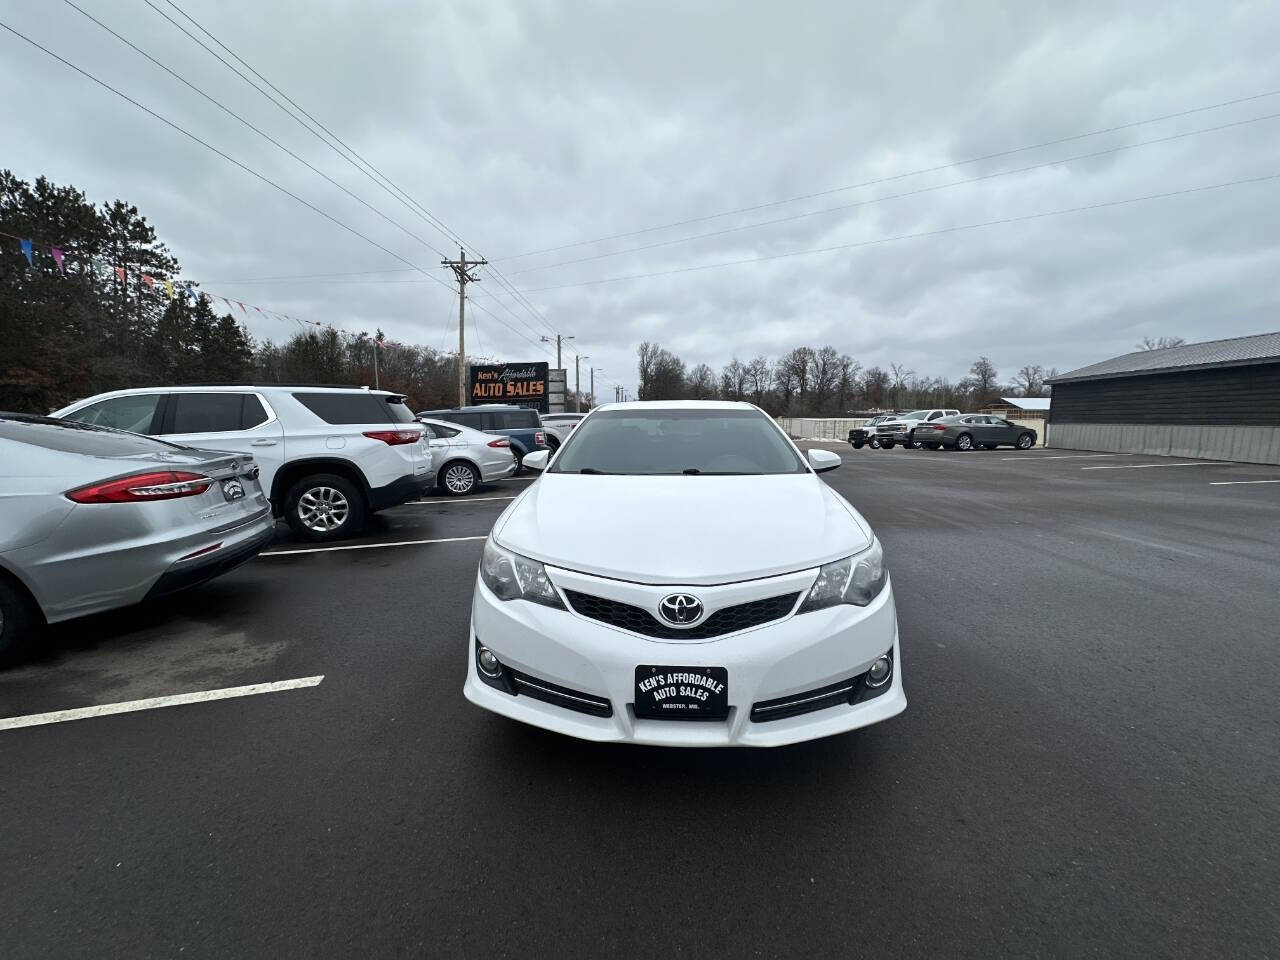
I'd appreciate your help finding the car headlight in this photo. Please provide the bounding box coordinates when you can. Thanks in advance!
[480,537,565,609]
[797,537,887,612]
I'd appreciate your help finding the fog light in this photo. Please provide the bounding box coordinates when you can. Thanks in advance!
[477,645,503,678]
[866,655,892,688]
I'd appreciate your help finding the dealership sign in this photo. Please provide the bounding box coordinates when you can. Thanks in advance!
[469,362,551,411]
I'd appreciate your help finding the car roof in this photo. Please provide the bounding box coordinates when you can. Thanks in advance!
[69,385,400,401]
[593,400,759,412]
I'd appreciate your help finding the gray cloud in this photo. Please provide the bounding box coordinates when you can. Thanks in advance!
[2,0,1278,396]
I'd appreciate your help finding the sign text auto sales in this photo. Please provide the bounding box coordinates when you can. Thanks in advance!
[637,671,726,705]
[469,362,550,411]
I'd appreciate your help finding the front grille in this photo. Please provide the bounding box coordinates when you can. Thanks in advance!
[563,590,800,640]
[508,669,612,718]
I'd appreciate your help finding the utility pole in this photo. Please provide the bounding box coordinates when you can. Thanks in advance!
[442,246,486,407]
[589,366,595,408]
[540,333,573,370]
[372,338,380,390]
[574,355,589,412]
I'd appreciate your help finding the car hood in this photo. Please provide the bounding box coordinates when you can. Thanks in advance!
[494,474,872,585]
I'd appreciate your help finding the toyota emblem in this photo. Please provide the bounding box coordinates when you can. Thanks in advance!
[658,593,704,625]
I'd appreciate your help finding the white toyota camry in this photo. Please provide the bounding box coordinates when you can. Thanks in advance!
[464,400,905,747]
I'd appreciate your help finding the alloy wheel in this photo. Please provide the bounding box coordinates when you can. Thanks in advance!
[297,486,350,532]
[445,464,476,494]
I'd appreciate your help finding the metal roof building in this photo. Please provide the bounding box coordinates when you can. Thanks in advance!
[1045,331,1280,464]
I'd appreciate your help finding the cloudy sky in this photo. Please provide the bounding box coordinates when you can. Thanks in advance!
[3,0,1279,396]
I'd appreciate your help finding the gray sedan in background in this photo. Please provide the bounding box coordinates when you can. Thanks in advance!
[0,414,275,662]
[912,414,1039,451]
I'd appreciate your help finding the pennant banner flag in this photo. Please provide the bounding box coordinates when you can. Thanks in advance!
[142,274,155,289]
[163,279,174,298]
[50,247,65,273]
[115,266,126,286]
[20,238,33,266]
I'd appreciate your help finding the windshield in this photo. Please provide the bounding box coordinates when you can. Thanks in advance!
[901,409,934,420]
[550,408,806,475]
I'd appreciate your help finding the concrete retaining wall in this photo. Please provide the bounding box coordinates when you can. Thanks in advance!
[1048,423,1280,464]
[778,417,865,440]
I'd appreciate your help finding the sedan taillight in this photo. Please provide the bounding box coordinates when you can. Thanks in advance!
[487,438,511,448]
[67,471,213,504]
[535,431,546,446]
[363,429,423,446]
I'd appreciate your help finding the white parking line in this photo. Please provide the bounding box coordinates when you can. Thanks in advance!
[0,675,324,732]
[1001,454,1135,461]
[410,496,516,505]
[1080,462,1226,471]
[259,535,487,557]
[1209,479,1280,486]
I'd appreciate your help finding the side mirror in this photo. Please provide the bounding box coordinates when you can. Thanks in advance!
[522,449,551,472]
[807,449,841,473]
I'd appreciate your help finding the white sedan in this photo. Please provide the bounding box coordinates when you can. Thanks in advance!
[418,417,518,496]
[464,400,905,747]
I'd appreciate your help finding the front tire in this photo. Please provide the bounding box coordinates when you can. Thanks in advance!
[1016,432,1035,449]
[869,437,881,449]
[850,440,864,449]
[956,433,974,451]
[904,431,920,449]
[0,575,40,666]
[285,473,366,542]
[439,460,479,496]
[881,439,895,449]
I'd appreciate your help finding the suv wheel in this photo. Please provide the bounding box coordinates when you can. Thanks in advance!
[0,575,39,666]
[286,473,366,541]
[440,461,479,496]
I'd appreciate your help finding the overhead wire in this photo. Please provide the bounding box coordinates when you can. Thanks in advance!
[0,20,455,298]
[147,0,563,347]
[480,172,1280,295]
[499,111,1280,278]
[496,88,1280,262]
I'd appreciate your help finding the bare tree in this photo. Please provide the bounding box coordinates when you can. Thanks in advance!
[687,363,717,399]
[719,358,749,401]
[835,355,861,412]
[969,356,999,405]
[862,366,890,407]
[746,356,772,406]
[808,346,842,414]
[637,342,686,400]
[1137,335,1185,351]
[1014,364,1047,397]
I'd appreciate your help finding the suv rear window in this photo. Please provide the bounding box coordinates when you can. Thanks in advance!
[0,415,186,456]
[293,392,414,425]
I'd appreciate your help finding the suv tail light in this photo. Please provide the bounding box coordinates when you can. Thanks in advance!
[67,471,213,504]
[363,429,422,446]
[487,438,511,448]
[535,431,546,446]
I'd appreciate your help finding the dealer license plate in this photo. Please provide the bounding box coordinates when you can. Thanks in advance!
[634,666,729,720]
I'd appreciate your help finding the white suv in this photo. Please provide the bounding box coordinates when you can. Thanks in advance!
[52,386,433,541]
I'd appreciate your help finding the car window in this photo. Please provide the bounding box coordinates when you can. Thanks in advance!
[447,412,483,429]
[65,393,161,434]
[496,409,540,429]
[551,408,806,475]
[427,423,460,438]
[167,393,250,434]
[293,392,410,425]
[994,417,1013,427]
[926,411,942,421]
[902,409,932,420]
[0,414,187,456]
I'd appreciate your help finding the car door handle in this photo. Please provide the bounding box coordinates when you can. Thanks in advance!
[250,439,278,446]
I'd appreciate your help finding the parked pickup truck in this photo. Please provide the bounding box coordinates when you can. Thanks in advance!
[848,415,895,449]
[417,404,548,472]
[874,408,961,449]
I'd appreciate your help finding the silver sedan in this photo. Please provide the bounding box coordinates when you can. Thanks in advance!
[419,417,519,496]
[0,414,276,662]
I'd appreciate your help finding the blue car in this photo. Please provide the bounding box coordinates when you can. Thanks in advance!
[416,405,548,472]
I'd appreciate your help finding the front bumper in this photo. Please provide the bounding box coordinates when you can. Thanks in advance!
[463,573,905,747]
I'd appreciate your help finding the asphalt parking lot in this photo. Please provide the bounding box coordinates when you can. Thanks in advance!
[2,448,1278,958]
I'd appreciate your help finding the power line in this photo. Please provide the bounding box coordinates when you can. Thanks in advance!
[147,0,565,346]
[479,172,1280,295]
[0,20,454,296]
[500,111,1280,278]
[496,87,1280,262]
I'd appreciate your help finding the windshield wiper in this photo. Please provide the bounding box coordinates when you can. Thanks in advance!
[577,467,611,474]
[679,469,751,475]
